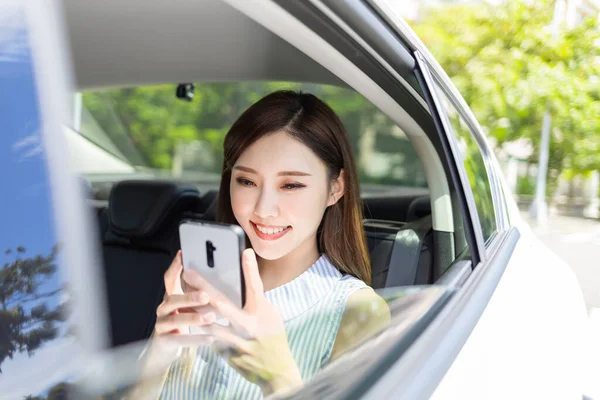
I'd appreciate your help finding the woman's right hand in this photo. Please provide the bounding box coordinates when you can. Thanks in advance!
[154,250,217,336]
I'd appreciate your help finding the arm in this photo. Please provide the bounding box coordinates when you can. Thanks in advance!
[122,332,180,400]
[330,288,391,361]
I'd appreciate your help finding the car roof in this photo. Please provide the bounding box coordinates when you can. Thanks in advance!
[63,0,345,90]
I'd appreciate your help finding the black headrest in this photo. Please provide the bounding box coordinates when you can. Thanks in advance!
[108,180,201,238]
[406,196,431,221]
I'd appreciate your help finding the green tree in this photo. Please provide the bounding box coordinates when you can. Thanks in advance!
[411,0,600,189]
[0,245,65,372]
[83,82,428,187]
[83,82,289,172]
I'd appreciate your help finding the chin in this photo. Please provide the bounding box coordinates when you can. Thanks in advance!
[248,238,292,261]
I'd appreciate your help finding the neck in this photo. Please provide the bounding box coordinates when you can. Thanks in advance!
[257,236,321,292]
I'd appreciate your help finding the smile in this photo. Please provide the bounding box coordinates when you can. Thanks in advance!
[251,222,291,241]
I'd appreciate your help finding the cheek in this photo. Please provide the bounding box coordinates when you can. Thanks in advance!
[282,189,328,224]
[230,185,256,221]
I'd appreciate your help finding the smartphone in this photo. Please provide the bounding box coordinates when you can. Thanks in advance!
[179,220,246,333]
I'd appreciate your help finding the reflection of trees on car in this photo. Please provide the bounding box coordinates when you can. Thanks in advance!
[443,103,496,240]
[23,381,73,400]
[82,82,428,189]
[0,245,66,373]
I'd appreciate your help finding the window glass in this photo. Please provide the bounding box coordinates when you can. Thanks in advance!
[434,84,497,241]
[0,4,75,398]
[77,83,428,196]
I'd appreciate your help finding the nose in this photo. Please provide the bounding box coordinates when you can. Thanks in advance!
[254,187,279,219]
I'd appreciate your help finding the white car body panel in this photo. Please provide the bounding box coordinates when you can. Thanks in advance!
[432,219,588,399]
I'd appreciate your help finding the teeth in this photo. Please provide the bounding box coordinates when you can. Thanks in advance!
[256,224,286,235]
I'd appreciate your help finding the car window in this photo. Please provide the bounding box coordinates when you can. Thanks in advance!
[0,5,75,398]
[432,83,497,242]
[76,82,428,197]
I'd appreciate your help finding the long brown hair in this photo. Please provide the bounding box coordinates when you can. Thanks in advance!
[216,90,370,284]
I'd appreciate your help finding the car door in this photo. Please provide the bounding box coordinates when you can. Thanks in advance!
[409,30,588,400]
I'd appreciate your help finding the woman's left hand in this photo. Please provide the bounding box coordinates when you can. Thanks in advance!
[181,249,303,396]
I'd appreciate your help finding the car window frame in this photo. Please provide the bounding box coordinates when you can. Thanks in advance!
[413,51,487,265]
[427,70,511,239]
[365,0,512,240]
[429,77,500,244]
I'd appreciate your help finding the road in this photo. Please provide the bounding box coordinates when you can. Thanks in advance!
[525,213,600,311]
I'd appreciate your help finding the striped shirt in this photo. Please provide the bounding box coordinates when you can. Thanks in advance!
[158,255,368,399]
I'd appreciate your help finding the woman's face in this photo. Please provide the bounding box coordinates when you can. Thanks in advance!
[230,131,342,261]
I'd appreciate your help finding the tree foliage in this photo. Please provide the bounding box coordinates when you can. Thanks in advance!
[411,0,600,176]
[82,82,428,188]
[0,245,65,372]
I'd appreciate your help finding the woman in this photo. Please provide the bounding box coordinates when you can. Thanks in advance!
[146,90,390,399]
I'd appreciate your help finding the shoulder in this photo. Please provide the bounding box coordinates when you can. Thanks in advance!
[343,288,390,326]
[330,287,391,360]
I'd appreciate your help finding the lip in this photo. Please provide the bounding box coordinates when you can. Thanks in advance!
[251,221,291,241]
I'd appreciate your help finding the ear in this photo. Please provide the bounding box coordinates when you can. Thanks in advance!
[327,169,345,207]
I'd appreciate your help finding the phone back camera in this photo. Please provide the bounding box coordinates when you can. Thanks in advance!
[206,240,217,268]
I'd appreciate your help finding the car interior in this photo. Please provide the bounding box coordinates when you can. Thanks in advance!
[62,0,469,349]
[94,179,437,347]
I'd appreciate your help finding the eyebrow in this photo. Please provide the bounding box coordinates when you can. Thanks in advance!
[233,165,312,177]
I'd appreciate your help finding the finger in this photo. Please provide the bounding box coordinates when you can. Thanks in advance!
[178,304,216,315]
[164,251,183,296]
[182,269,236,311]
[157,292,210,317]
[241,249,263,305]
[158,334,215,348]
[155,312,217,335]
[213,299,251,332]
[210,324,254,354]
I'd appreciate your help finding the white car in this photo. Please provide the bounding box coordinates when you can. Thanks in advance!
[0,0,588,399]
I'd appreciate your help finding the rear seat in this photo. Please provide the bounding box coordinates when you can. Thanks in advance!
[364,216,433,289]
[98,180,202,347]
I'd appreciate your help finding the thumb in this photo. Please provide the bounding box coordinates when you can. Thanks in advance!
[241,248,263,307]
[164,250,184,296]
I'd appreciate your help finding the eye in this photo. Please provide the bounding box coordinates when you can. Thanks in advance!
[236,177,255,187]
[282,183,305,190]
